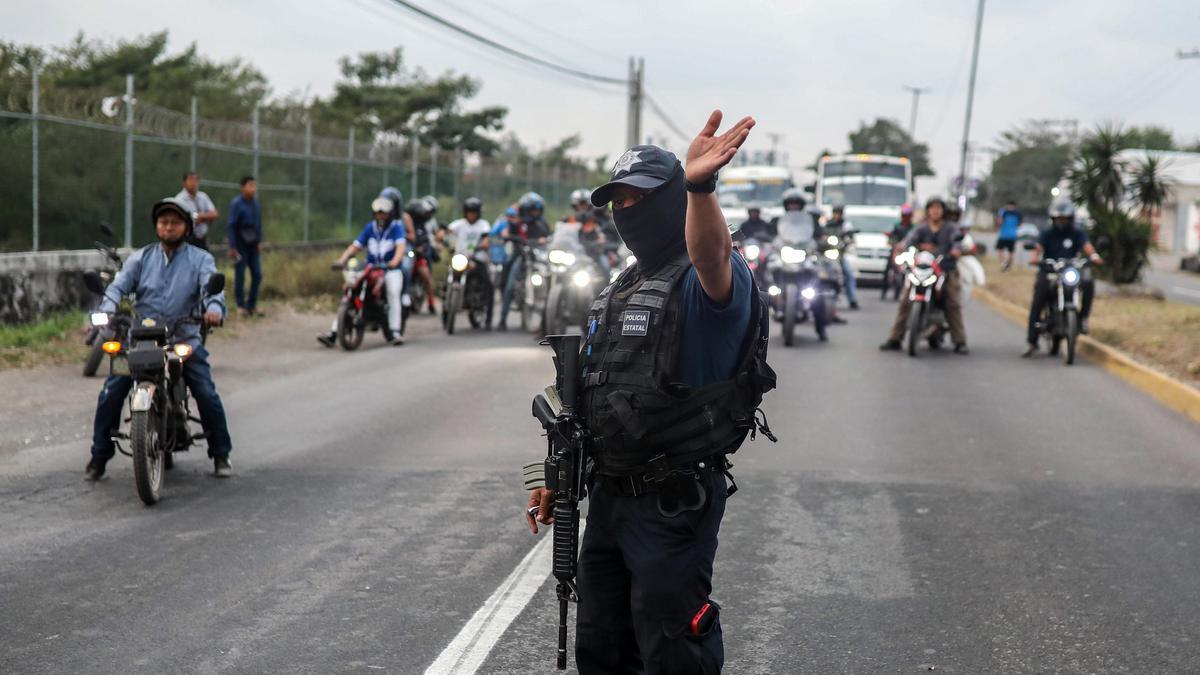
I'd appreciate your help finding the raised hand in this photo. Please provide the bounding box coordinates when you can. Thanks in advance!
[685,110,756,184]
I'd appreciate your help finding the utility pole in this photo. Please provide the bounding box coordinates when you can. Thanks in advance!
[957,0,986,211]
[626,57,644,149]
[1177,48,1200,59]
[766,132,783,166]
[902,85,930,139]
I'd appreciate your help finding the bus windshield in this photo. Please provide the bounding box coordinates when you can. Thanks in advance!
[717,178,789,207]
[820,182,908,207]
[822,160,907,180]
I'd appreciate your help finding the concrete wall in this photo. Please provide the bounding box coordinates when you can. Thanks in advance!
[0,249,113,325]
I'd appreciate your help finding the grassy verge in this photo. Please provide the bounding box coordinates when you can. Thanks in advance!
[978,255,1200,384]
[0,249,348,371]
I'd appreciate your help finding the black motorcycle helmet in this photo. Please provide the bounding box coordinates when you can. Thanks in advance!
[379,186,405,220]
[405,197,433,222]
[518,191,545,217]
[151,197,195,236]
[462,196,483,216]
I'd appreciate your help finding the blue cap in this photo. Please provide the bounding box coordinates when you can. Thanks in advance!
[591,145,682,206]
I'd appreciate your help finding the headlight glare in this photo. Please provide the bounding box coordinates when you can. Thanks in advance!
[451,254,469,272]
[90,312,109,326]
[572,270,591,287]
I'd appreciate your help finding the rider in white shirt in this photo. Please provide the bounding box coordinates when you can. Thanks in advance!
[446,197,491,254]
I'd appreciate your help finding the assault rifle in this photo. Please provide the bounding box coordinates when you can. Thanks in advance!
[531,333,587,670]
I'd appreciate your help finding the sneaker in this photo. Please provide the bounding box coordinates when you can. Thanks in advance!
[831,315,848,325]
[849,301,860,310]
[316,332,336,348]
[879,340,901,351]
[390,335,405,346]
[1022,344,1038,358]
[213,455,232,478]
[84,457,107,481]
[954,344,970,355]
[1080,318,1090,334]
[402,293,412,308]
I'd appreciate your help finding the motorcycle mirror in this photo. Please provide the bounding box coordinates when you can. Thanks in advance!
[99,222,115,238]
[206,272,226,295]
[82,270,105,295]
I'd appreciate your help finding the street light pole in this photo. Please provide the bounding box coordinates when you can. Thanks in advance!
[902,85,930,139]
[957,0,986,211]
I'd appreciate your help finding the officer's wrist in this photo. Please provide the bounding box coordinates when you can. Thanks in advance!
[686,172,718,194]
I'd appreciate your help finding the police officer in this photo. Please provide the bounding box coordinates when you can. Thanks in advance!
[524,111,776,674]
[1023,198,1102,357]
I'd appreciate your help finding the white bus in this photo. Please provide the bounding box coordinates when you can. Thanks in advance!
[717,165,794,228]
[815,154,913,283]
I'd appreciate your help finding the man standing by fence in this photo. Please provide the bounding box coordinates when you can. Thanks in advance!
[176,171,218,251]
[227,176,264,317]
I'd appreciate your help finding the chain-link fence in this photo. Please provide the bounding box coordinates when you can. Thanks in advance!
[0,67,599,253]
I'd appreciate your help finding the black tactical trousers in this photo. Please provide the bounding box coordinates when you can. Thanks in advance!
[1027,270,1095,345]
[576,470,727,674]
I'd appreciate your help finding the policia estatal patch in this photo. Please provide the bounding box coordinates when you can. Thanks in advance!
[621,310,651,336]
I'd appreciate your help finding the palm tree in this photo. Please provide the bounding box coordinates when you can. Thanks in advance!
[1073,124,1129,212]
[1129,153,1174,223]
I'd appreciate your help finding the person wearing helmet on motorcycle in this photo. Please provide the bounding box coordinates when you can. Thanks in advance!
[1022,198,1102,357]
[497,193,551,329]
[879,196,970,354]
[490,205,518,266]
[406,197,440,315]
[882,205,916,300]
[318,197,407,347]
[740,203,776,242]
[566,188,593,223]
[422,194,442,233]
[821,203,859,310]
[446,197,495,328]
[86,198,233,480]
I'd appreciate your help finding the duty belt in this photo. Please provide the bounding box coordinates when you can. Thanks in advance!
[596,454,734,498]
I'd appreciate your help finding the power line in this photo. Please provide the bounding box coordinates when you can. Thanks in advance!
[379,0,628,86]
[643,92,691,143]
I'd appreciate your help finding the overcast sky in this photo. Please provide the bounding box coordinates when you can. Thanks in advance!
[7,0,1200,197]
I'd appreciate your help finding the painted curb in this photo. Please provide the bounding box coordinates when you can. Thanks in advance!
[974,287,1200,425]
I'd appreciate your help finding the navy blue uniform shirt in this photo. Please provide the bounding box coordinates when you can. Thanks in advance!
[227,196,263,248]
[675,252,754,389]
[1039,225,1089,259]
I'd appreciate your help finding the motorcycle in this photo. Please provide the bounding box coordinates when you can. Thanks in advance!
[443,246,494,334]
[81,271,225,505]
[1034,257,1089,365]
[332,257,396,350]
[898,248,951,357]
[543,226,604,336]
[505,237,549,333]
[766,212,838,346]
[83,223,127,377]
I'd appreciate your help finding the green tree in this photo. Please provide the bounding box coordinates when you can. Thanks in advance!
[982,121,1073,212]
[1125,125,1175,151]
[1128,153,1174,222]
[312,48,506,154]
[847,118,934,177]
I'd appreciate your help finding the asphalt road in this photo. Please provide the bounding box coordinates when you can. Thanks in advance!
[1,295,1198,674]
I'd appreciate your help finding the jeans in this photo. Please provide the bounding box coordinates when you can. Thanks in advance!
[90,344,232,459]
[498,254,525,326]
[575,471,728,674]
[840,255,858,304]
[887,269,967,346]
[234,244,263,310]
[1026,269,1094,345]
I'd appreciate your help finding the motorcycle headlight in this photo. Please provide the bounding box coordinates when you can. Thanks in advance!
[90,312,109,327]
[768,285,782,296]
[1062,268,1080,286]
[451,254,469,272]
[173,343,193,359]
[824,249,840,260]
[780,246,806,264]
[626,255,637,268]
[827,235,839,246]
[531,273,544,287]
[743,244,760,260]
[548,249,576,266]
[572,270,591,287]
[922,275,938,287]
[800,286,817,300]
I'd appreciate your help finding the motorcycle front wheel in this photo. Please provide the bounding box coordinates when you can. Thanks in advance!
[83,340,106,378]
[906,303,924,357]
[1064,308,1078,365]
[521,276,534,332]
[813,296,828,341]
[544,284,567,336]
[337,302,364,351]
[445,285,461,335]
[782,283,797,347]
[131,409,163,505]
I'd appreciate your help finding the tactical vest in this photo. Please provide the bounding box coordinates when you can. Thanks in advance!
[580,252,777,477]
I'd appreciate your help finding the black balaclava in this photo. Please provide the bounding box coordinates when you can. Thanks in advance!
[613,165,687,272]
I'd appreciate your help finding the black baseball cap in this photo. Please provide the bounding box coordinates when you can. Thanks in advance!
[591,145,682,206]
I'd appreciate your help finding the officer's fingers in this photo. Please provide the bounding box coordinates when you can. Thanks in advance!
[538,489,555,524]
[698,109,722,138]
[718,116,755,143]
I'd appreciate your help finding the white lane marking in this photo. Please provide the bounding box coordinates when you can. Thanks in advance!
[1170,285,1200,299]
[424,533,555,675]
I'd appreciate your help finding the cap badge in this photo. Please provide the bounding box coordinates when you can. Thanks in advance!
[612,149,643,176]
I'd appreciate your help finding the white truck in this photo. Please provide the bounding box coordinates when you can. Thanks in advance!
[815,154,912,284]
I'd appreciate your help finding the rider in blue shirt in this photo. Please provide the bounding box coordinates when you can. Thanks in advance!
[318,197,408,347]
[87,198,233,480]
